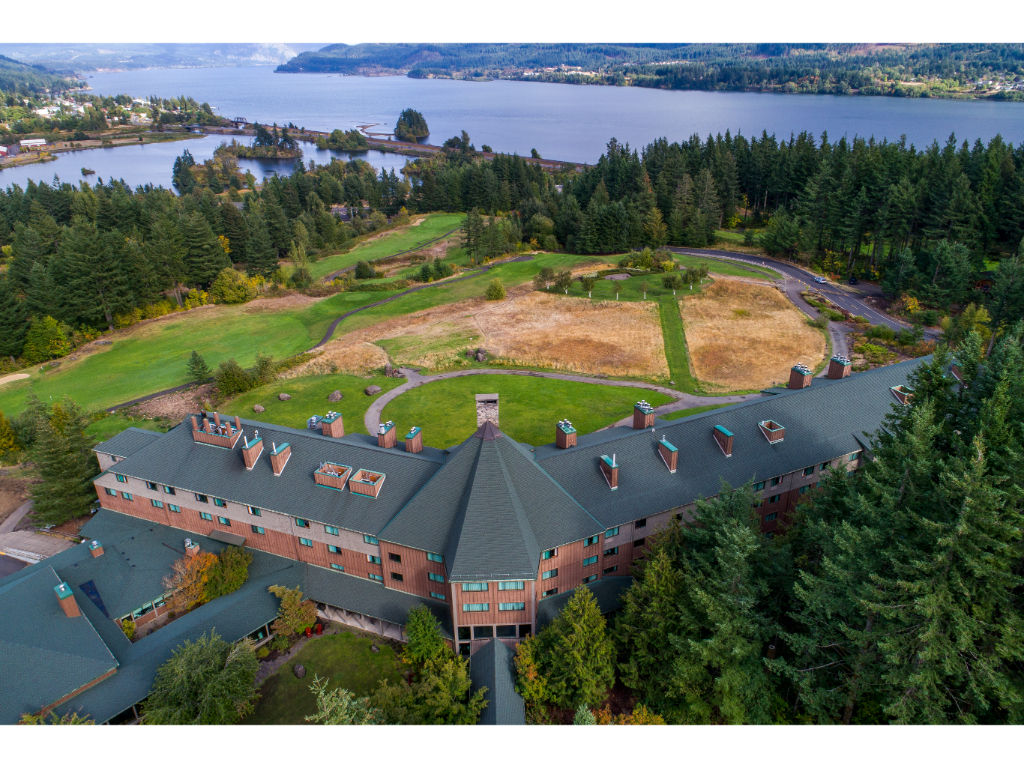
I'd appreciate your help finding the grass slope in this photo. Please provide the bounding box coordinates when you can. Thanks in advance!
[244,631,408,725]
[380,374,674,448]
[657,296,700,392]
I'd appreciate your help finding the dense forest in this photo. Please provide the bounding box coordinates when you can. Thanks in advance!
[277,43,1024,99]
[0,54,76,96]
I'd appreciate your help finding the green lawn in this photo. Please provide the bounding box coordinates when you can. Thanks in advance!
[380,374,674,448]
[657,297,702,393]
[309,213,465,280]
[222,373,402,434]
[244,630,408,725]
[661,403,729,420]
[85,412,175,443]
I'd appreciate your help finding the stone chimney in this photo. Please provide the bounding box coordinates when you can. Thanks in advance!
[377,421,397,449]
[54,582,81,618]
[657,437,678,473]
[241,431,263,470]
[827,355,851,379]
[475,394,499,427]
[713,425,733,457]
[555,419,577,449]
[599,454,619,490]
[184,538,200,558]
[321,411,345,438]
[788,364,813,389]
[759,419,786,444]
[270,442,292,475]
[633,400,655,429]
[88,539,104,558]
[404,426,423,454]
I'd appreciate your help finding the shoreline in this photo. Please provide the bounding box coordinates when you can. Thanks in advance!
[0,130,200,172]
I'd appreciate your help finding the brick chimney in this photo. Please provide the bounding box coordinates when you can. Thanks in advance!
[599,454,619,490]
[191,411,243,449]
[88,539,104,558]
[633,400,655,429]
[404,426,423,454]
[555,419,577,449]
[270,442,292,475]
[241,431,263,470]
[713,425,733,457]
[54,582,81,618]
[315,461,353,490]
[184,538,200,558]
[759,419,786,444]
[321,411,345,438]
[657,437,678,473]
[827,355,851,379]
[891,385,914,405]
[377,421,397,449]
[788,364,813,389]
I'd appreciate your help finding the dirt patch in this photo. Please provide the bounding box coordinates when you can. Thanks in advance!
[680,278,827,390]
[243,293,324,312]
[283,342,391,378]
[130,384,215,421]
[0,373,30,387]
[312,288,668,379]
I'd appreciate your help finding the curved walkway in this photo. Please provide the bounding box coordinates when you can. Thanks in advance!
[363,367,762,435]
[322,226,462,282]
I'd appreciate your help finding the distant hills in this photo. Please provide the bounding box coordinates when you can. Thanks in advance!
[0,54,78,94]
[0,44,325,73]
[277,43,1024,99]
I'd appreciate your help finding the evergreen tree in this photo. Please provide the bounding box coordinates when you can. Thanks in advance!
[29,398,98,526]
[186,350,211,382]
[21,315,69,364]
[305,675,381,724]
[403,606,447,666]
[0,410,20,461]
[0,276,29,358]
[536,587,615,709]
[181,212,229,287]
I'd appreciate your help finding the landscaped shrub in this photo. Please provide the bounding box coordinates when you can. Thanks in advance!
[202,546,253,602]
[485,279,506,300]
[209,267,258,304]
[864,324,896,343]
[214,359,256,398]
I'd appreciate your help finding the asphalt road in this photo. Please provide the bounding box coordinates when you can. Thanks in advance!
[0,554,27,577]
[669,247,939,340]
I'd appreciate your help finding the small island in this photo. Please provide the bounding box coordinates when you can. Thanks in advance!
[218,123,301,159]
[394,108,429,142]
[315,128,369,151]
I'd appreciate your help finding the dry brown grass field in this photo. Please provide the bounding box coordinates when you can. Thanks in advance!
[306,289,668,379]
[679,278,827,390]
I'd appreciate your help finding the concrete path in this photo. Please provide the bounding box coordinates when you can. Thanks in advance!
[0,529,75,563]
[363,367,762,436]
[0,499,32,535]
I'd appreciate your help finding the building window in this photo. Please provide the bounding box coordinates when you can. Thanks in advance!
[603,546,619,557]
[295,518,309,528]
[605,526,619,538]
[635,518,647,529]
[168,504,180,513]
[151,499,164,508]
[328,545,342,554]
[122,492,133,501]
[195,493,208,503]
[583,535,600,547]
[799,485,811,495]
[769,495,781,504]
[104,487,117,497]
[462,603,489,612]
[369,573,384,582]
[299,537,313,547]
[164,486,175,495]
[218,516,231,526]
[249,506,261,516]
[634,538,646,548]
[764,512,778,521]
[325,525,339,536]
[542,568,558,580]
[753,481,766,491]
[330,563,345,572]
[803,466,814,476]
[199,511,213,521]
[770,476,782,487]
[499,602,526,611]
[388,552,402,563]
[542,588,559,597]
[363,534,378,545]
[498,581,524,591]
[146,481,158,490]
[430,591,446,601]
[391,572,404,582]
[819,462,830,471]
[251,525,265,534]
[429,572,445,583]
[462,582,488,592]
[582,574,598,584]
[427,552,443,563]
[115,474,126,483]
[582,555,598,567]
[603,565,619,575]
[849,452,859,461]
[367,555,381,564]
[542,548,558,560]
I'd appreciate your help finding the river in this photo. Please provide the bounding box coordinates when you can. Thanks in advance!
[3,65,1023,190]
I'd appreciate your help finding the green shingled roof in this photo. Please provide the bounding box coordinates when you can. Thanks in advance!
[93,427,163,458]
[470,638,525,725]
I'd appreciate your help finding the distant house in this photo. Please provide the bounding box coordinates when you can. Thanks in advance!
[330,204,353,221]
[19,138,47,150]
[0,146,8,157]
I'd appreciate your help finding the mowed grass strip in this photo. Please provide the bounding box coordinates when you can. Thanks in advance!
[661,403,729,420]
[380,374,674,449]
[243,630,408,725]
[308,213,465,280]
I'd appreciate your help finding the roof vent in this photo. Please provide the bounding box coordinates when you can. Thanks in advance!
[633,400,655,429]
[759,420,785,444]
[827,355,851,379]
[891,385,914,405]
[599,454,619,490]
[377,421,397,449]
[788,364,813,389]
[556,419,577,449]
[713,425,733,457]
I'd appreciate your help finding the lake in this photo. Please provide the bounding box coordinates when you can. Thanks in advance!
[4,65,1023,190]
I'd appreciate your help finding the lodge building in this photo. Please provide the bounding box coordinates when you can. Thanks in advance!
[89,354,915,656]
